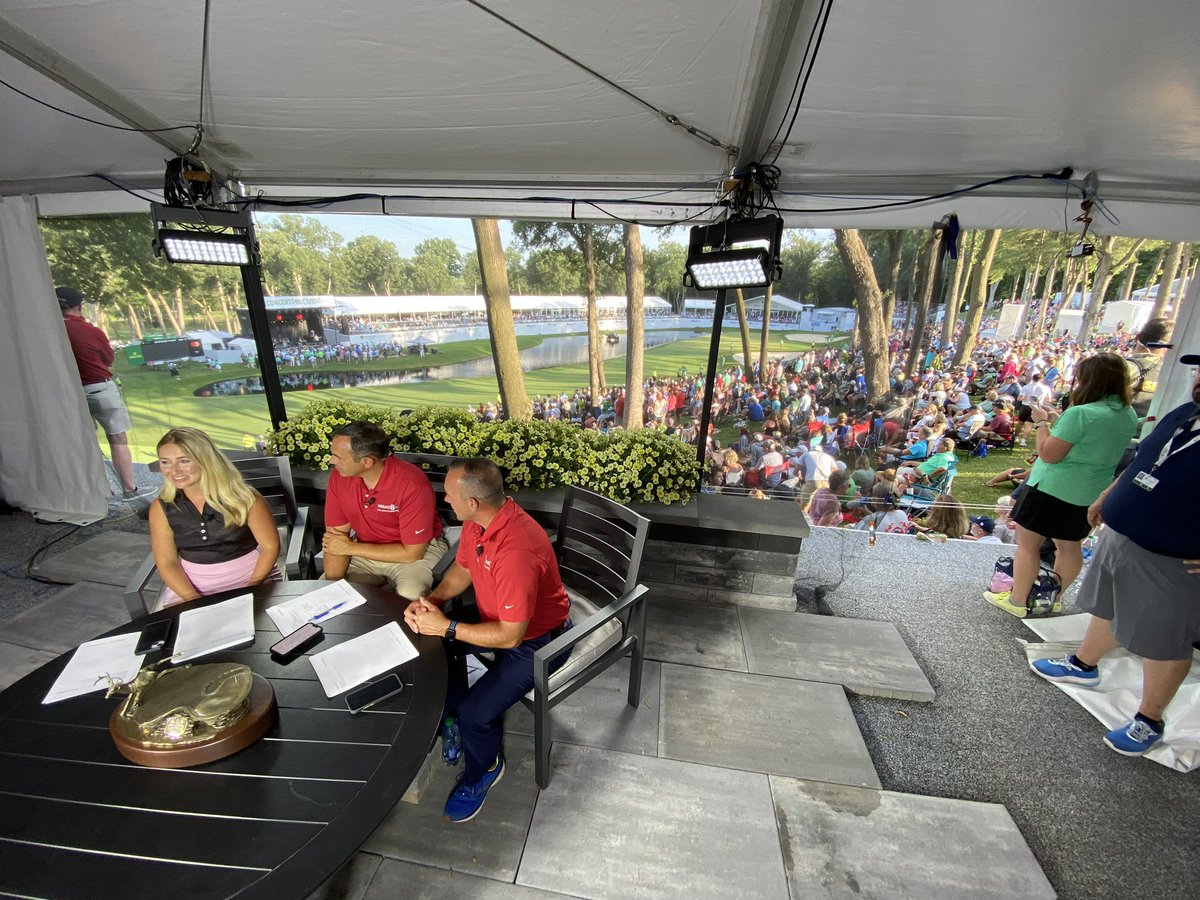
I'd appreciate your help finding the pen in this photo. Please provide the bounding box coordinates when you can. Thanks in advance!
[311,601,350,623]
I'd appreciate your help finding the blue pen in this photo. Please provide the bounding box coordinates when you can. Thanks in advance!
[311,601,350,623]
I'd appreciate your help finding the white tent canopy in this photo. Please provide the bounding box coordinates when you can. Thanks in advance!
[2,0,1199,239]
[265,295,671,315]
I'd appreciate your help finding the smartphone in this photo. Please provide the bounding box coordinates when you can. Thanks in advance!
[269,622,324,663]
[135,619,173,655]
[346,674,404,714]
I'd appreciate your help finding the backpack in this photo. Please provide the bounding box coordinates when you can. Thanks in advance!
[989,556,1061,616]
[972,440,988,458]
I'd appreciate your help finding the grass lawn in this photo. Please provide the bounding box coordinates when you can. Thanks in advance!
[109,328,847,462]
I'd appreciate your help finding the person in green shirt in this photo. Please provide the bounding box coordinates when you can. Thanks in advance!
[989,352,1137,618]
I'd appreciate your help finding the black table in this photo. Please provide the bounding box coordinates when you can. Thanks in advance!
[0,581,446,900]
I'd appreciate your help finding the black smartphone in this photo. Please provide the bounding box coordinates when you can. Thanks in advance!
[135,619,173,655]
[346,674,404,714]
[269,622,324,663]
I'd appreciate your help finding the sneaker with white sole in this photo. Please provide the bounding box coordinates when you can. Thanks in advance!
[1104,718,1162,756]
[1030,655,1100,685]
[443,756,505,823]
[984,590,1028,618]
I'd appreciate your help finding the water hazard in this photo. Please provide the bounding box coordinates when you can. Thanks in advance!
[194,330,703,396]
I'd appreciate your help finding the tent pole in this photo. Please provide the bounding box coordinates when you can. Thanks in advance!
[239,221,288,429]
[693,289,728,486]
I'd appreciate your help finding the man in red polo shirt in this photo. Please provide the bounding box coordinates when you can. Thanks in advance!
[406,457,570,823]
[58,286,144,498]
[323,421,447,599]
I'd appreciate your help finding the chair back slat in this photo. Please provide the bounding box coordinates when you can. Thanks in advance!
[558,546,626,603]
[553,486,649,608]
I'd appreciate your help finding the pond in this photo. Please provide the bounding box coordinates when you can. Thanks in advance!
[194,330,703,396]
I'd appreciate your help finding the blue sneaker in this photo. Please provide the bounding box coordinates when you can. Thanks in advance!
[1104,719,1162,757]
[443,756,505,823]
[1029,656,1100,686]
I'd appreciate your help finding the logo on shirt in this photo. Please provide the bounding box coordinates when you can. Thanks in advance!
[415,527,426,535]
[375,503,399,513]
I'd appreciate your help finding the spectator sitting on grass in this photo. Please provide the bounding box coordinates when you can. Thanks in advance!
[966,516,1004,544]
[913,493,970,539]
[897,437,958,488]
[808,470,850,526]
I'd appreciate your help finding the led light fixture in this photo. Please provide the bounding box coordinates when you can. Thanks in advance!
[155,229,252,265]
[684,215,783,291]
[151,202,259,267]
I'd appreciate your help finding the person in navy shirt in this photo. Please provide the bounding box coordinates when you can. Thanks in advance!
[1030,354,1200,757]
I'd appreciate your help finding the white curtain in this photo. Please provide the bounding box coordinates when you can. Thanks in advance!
[0,195,108,524]
[1146,270,1200,433]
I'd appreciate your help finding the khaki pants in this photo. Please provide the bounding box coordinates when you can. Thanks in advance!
[338,537,449,600]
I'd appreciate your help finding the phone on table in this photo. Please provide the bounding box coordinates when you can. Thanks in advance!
[346,674,404,714]
[135,619,174,655]
[269,622,324,663]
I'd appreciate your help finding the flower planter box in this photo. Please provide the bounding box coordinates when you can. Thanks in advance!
[290,468,808,611]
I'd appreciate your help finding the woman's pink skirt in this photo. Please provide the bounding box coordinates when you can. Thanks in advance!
[159,548,282,609]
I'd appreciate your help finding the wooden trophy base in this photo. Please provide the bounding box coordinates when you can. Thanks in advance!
[110,674,278,768]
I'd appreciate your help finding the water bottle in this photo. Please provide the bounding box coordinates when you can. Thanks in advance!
[442,716,462,766]
[868,518,877,548]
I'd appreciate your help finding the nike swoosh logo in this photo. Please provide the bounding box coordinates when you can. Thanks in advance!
[503,604,514,610]
[415,528,425,534]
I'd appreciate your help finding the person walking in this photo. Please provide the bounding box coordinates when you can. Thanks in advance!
[1029,355,1200,756]
[987,353,1138,617]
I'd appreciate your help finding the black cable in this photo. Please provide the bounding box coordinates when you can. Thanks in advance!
[769,0,833,166]
[90,173,161,203]
[463,0,737,156]
[20,524,80,583]
[198,0,213,128]
[0,76,200,138]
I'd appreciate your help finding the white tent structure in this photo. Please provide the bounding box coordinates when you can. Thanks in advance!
[1,0,1198,521]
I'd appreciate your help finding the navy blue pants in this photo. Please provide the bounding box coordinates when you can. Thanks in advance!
[444,621,570,785]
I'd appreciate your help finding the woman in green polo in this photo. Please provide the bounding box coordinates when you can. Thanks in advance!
[989,353,1137,617]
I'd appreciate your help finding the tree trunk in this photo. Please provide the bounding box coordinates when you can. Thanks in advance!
[1171,259,1197,323]
[883,230,903,331]
[583,226,603,398]
[472,219,531,420]
[1035,259,1059,336]
[1118,260,1138,303]
[216,282,236,334]
[174,287,187,333]
[125,303,144,340]
[1051,258,1081,336]
[758,284,772,379]
[942,230,975,347]
[1152,241,1186,318]
[833,229,889,403]
[904,231,940,380]
[1142,247,1166,296]
[904,244,920,327]
[1078,238,1145,346]
[623,224,645,429]
[143,287,171,334]
[734,289,754,373]
[953,228,1002,366]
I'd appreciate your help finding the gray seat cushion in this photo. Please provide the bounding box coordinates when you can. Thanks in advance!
[524,587,622,701]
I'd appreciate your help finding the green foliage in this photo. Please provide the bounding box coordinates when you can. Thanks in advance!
[642,240,687,308]
[267,397,700,504]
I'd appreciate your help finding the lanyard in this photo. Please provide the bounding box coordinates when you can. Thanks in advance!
[1150,410,1200,474]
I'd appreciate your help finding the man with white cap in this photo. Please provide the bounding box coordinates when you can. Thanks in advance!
[1030,352,1200,756]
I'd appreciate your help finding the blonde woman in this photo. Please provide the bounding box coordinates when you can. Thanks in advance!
[915,494,970,539]
[150,428,281,607]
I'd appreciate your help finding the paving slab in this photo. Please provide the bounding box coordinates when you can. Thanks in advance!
[659,663,880,789]
[645,594,747,672]
[505,658,661,758]
[365,859,567,899]
[29,531,149,587]
[362,735,538,882]
[770,776,1056,899]
[307,851,382,900]
[740,607,935,702]
[518,744,788,900]
[3,581,131,654]
[0,641,58,691]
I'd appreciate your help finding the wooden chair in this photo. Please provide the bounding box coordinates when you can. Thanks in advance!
[122,456,316,618]
[523,485,650,788]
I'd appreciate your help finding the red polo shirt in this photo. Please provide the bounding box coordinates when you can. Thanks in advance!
[325,456,442,545]
[63,314,114,385]
[456,499,569,640]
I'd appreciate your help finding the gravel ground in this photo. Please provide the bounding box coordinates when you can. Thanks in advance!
[797,525,1200,900]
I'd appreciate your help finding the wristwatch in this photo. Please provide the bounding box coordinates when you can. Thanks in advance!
[444,620,457,642]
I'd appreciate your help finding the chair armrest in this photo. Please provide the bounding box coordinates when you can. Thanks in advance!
[122,551,158,620]
[532,584,649,702]
[284,506,314,578]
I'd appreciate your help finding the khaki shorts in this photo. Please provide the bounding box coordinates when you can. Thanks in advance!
[82,381,132,436]
[342,537,449,600]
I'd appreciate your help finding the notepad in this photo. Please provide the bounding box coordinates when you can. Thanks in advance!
[309,621,418,698]
[171,594,255,663]
[43,633,144,704]
[264,579,366,635]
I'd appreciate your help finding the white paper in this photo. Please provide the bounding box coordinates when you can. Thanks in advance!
[171,594,256,663]
[309,621,418,698]
[43,633,143,704]
[265,579,366,635]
